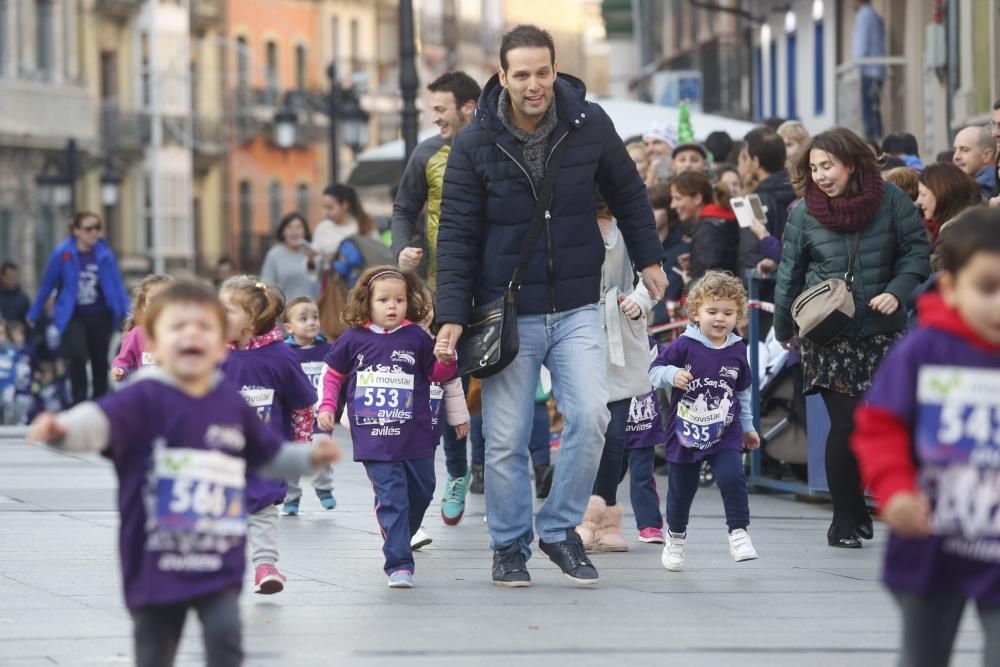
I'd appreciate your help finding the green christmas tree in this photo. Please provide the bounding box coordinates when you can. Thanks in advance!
[677,100,695,145]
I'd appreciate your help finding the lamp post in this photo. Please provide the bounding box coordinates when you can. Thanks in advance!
[399,0,419,163]
[35,139,78,211]
[273,65,369,184]
[100,165,122,245]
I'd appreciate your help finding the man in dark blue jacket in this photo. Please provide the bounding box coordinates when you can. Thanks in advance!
[434,25,666,588]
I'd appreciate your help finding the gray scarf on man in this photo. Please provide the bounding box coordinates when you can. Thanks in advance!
[498,89,558,187]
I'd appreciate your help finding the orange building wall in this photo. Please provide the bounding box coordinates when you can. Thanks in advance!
[226,0,326,270]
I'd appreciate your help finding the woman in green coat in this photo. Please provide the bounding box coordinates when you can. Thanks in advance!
[774,128,930,549]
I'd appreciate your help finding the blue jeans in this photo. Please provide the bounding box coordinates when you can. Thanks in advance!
[481,305,610,554]
[470,402,550,467]
[622,447,663,531]
[861,75,883,142]
[666,449,748,534]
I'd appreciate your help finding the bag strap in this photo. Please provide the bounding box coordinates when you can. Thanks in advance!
[485,129,569,300]
[844,232,861,289]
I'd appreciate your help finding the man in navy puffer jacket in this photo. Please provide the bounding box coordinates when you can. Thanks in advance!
[434,25,667,588]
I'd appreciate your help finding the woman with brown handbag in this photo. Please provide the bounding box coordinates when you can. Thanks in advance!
[774,128,929,549]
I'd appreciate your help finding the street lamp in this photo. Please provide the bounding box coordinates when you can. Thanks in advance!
[35,170,73,209]
[271,66,369,183]
[273,106,298,149]
[339,91,370,154]
[100,168,122,208]
[35,139,78,210]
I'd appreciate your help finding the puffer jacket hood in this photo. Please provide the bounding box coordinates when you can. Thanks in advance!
[475,71,590,133]
[435,72,663,324]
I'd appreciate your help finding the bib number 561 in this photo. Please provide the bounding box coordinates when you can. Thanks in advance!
[169,479,227,518]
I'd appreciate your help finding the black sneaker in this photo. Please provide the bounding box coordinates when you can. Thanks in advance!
[539,529,599,585]
[469,464,485,495]
[492,544,531,587]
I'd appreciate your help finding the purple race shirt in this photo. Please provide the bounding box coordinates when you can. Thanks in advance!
[626,391,665,450]
[73,250,107,316]
[325,325,437,461]
[287,340,333,434]
[864,327,1000,604]
[96,378,282,609]
[655,336,751,464]
[222,341,316,512]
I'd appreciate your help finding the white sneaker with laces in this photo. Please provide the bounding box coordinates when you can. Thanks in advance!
[728,528,758,562]
[411,527,432,550]
[661,531,687,571]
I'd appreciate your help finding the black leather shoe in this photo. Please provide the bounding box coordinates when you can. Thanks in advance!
[492,544,531,587]
[539,529,599,585]
[855,518,875,540]
[828,526,862,549]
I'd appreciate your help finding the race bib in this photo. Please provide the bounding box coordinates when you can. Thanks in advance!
[301,361,326,409]
[430,384,444,426]
[154,448,247,537]
[240,386,275,424]
[675,390,732,449]
[353,370,414,424]
[915,366,1000,542]
[915,366,1000,463]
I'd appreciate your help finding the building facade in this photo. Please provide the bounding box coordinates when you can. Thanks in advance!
[0,0,97,290]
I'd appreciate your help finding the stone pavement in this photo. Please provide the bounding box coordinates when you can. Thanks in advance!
[0,427,987,667]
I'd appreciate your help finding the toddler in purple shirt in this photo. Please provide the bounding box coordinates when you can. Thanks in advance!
[29,280,340,667]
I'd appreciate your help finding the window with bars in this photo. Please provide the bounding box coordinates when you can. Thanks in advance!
[238,180,253,268]
[296,184,310,219]
[265,41,278,104]
[0,0,8,76]
[295,44,306,91]
[269,181,282,230]
[36,0,54,79]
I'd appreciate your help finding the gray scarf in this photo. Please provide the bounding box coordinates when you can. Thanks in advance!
[498,89,558,187]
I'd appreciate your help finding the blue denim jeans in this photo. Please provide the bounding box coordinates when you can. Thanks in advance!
[481,304,610,555]
[861,75,883,142]
[470,403,549,467]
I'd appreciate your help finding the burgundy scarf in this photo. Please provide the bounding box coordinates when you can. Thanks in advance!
[804,170,885,233]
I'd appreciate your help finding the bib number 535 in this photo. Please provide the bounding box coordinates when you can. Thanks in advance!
[681,421,710,442]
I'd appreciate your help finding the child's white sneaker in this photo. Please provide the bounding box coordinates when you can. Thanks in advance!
[410,527,432,550]
[728,528,758,562]
[661,531,686,571]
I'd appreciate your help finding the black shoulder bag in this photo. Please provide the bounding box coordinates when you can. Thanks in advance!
[456,139,567,378]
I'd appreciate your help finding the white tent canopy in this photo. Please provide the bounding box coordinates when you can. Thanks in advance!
[348,97,758,187]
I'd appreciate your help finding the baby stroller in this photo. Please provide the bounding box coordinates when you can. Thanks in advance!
[755,331,808,481]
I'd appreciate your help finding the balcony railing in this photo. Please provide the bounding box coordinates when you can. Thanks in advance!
[100,104,151,155]
[94,0,143,19]
[191,0,223,31]
[835,57,909,142]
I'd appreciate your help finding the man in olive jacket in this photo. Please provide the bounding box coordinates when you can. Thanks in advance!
[434,25,666,588]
